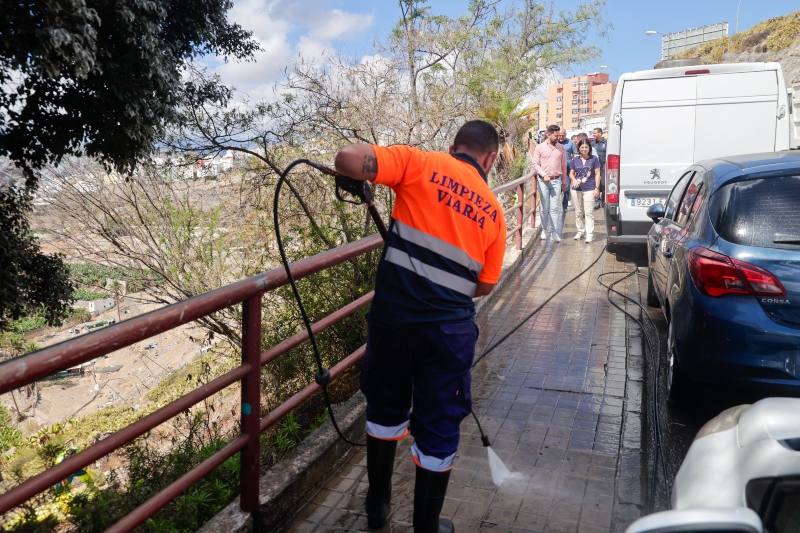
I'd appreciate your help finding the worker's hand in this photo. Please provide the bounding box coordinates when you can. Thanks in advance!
[571,178,579,189]
[543,175,551,182]
[334,144,378,181]
[593,189,600,199]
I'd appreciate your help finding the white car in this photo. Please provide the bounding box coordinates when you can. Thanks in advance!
[627,397,800,533]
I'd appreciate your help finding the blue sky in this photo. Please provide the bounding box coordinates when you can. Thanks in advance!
[213,0,799,96]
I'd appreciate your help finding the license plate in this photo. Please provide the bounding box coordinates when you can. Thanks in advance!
[631,198,665,207]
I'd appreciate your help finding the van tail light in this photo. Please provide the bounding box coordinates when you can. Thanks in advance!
[688,247,786,298]
[606,154,619,204]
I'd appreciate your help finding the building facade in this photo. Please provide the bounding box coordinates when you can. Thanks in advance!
[541,73,616,129]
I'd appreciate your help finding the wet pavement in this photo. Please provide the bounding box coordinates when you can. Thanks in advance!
[282,211,651,533]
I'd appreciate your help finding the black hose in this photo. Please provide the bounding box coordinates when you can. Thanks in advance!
[472,245,607,371]
[597,256,669,511]
[272,159,366,447]
[468,244,608,449]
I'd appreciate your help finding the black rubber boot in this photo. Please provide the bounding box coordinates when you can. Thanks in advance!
[413,465,455,533]
[365,436,397,529]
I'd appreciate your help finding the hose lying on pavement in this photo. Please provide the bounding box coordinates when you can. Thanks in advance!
[598,258,669,512]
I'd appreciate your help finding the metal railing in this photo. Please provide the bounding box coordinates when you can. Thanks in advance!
[0,174,537,531]
[496,171,538,249]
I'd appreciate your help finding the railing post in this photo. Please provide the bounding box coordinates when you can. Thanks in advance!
[240,296,262,514]
[530,177,537,229]
[516,182,524,250]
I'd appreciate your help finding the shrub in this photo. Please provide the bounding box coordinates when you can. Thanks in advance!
[71,289,111,301]
[0,404,23,455]
[11,315,48,334]
[70,308,92,323]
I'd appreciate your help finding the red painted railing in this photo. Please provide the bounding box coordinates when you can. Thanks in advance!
[0,174,537,531]
[496,171,538,249]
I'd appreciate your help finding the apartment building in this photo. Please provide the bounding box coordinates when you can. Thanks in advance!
[541,73,616,129]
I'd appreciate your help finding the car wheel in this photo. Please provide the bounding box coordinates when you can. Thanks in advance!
[666,320,694,406]
[646,267,659,308]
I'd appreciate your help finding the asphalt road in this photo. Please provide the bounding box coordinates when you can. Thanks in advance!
[609,244,777,512]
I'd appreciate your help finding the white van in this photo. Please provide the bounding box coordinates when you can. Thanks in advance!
[605,62,791,248]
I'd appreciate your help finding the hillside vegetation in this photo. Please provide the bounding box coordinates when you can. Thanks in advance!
[671,9,800,84]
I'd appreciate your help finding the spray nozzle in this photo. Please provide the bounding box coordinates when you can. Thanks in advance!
[481,435,491,448]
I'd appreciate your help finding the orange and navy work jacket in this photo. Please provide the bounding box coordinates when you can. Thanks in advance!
[369,145,506,325]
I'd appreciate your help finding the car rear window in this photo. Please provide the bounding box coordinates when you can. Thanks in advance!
[711,175,800,250]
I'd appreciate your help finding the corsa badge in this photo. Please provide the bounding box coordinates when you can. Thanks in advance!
[761,298,791,305]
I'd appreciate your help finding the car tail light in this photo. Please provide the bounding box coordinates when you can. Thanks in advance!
[606,154,619,204]
[688,247,786,298]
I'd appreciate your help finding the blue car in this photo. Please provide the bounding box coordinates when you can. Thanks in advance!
[645,152,800,405]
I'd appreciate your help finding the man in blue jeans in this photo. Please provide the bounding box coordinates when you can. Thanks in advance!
[533,124,567,242]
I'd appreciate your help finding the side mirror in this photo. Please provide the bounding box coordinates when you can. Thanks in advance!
[625,507,762,533]
[646,203,665,222]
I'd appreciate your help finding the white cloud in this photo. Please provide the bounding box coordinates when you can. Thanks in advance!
[308,9,374,41]
[205,0,374,90]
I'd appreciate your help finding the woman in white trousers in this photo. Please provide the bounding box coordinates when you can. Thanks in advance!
[569,140,601,243]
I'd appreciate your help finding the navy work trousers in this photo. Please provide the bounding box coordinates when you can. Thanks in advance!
[360,320,477,471]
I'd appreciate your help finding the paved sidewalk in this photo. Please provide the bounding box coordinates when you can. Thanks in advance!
[282,211,647,533]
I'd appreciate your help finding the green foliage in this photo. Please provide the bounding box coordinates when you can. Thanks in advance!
[0,0,258,182]
[6,412,240,532]
[10,315,48,334]
[0,332,39,357]
[510,149,528,181]
[70,307,92,324]
[0,189,74,332]
[0,404,23,456]
[70,289,111,301]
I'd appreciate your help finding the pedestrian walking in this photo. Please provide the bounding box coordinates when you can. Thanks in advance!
[334,120,507,533]
[559,128,576,213]
[569,139,601,243]
[590,128,607,210]
[533,124,567,242]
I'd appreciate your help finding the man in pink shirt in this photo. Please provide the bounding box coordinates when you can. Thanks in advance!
[532,124,567,242]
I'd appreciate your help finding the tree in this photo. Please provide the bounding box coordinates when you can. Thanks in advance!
[0,0,258,180]
[0,0,258,331]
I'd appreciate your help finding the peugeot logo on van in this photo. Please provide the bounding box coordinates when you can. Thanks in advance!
[650,168,661,179]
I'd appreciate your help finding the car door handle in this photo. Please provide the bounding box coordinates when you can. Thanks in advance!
[663,249,673,259]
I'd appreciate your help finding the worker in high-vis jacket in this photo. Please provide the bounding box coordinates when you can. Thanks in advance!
[335,120,506,533]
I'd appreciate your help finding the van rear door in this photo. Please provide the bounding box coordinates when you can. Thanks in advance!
[694,71,779,161]
[620,77,696,229]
